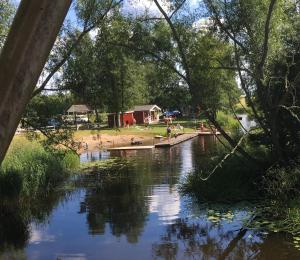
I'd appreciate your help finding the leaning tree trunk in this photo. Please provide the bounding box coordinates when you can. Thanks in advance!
[0,0,71,164]
[205,111,259,165]
[94,108,100,123]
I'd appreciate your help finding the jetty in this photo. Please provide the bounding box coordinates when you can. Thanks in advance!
[107,145,154,151]
[155,133,200,148]
[105,131,221,150]
[199,131,221,136]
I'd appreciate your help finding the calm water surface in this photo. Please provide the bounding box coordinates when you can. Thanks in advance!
[1,137,300,259]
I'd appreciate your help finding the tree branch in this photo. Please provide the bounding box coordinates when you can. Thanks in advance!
[153,0,190,83]
[199,131,250,181]
[233,42,270,136]
[205,0,247,53]
[169,0,187,20]
[258,0,277,73]
[110,42,188,82]
[32,0,123,97]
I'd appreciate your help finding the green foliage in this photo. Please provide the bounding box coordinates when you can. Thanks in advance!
[205,0,300,163]
[144,63,191,110]
[0,140,79,197]
[181,153,259,202]
[261,163,300,203]
[0,0,15,49]
[25,93,73,125]
[188,34,239,112]
[216,111,241,136]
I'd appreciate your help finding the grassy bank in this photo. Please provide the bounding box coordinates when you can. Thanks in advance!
[181,155,260,202]
[74,120,198,139]
[0,138,79,197]
[181,138,300,240]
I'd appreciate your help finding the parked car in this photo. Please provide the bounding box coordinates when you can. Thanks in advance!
[47,118,60,127]
[62,115,74,124]
[76,115,89,123]
[163,110,182,118]
[163,111,175,118]
[172,110,182,117]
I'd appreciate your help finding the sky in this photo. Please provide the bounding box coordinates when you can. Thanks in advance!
[14,0,203,26]
[12,0,203,90]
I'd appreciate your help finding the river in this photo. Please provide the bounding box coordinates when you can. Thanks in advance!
[1,136,300,259]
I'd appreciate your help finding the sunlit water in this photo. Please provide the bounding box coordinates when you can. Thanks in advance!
[1,136,300,259]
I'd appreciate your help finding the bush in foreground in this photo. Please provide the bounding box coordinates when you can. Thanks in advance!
[0,139,79,197]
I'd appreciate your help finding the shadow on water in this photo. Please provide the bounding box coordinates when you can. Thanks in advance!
[1,136,300,259]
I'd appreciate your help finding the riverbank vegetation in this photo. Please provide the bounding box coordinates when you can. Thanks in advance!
[0,138,79,197]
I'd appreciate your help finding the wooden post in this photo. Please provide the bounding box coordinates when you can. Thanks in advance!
[0,0,71,164]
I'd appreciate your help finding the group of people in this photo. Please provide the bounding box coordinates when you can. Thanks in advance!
[166,123,183,141]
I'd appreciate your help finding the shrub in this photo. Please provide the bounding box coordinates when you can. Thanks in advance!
[216,111,241,137]
[181,155,259,202]
[261,163,300,203]
[0,139,79,197]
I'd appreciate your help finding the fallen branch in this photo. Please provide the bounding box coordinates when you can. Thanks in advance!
[198,132,249,181]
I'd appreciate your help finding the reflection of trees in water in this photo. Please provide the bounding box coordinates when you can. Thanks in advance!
[81,175,149,243]
[153,219,257,259]
[77,159,151,243]
[78,153,182,244]
[0,189,73,255]
[0,200,29,251]
[152,218,300,259]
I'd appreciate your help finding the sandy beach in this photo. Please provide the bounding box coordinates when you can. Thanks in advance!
[76,133,157,153]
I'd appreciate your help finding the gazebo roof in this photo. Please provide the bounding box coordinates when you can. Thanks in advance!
[67,104,92,113]
[133,105,161,112]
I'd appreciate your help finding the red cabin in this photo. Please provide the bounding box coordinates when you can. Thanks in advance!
[133,105,161,124]
[107,111,135,128]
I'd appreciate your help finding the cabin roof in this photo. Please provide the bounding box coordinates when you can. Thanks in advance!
[133,105,161,112]
[67,104,92,113]
[108,111,134,115]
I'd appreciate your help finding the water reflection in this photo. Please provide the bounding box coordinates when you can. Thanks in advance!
[1,137,300,259]
[78,172,149,243]
[80,150,111,162]
[149,185,180,225]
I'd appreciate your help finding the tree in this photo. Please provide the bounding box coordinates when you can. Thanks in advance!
[33,0,124,97]
[25,94,73,126]
[0,0,15,50]
[0,0,71,164]
[61,14,149,126]
[205,0,300,164]
[144,63,191,111]
[115,2,254,162]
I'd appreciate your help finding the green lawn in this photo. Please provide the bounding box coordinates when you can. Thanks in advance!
[74,119,199,138]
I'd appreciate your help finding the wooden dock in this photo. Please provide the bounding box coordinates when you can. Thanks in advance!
[105,131,220,150]
[107,145,154,151]
[199,131,221,136]
[155,133,199,148]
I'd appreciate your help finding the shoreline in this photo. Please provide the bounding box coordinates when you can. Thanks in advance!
[76,133,159,153]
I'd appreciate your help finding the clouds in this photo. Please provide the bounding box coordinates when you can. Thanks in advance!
[121,0,203,20]
[122,0,171,17]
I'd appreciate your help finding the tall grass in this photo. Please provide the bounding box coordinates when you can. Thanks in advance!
[216,111,241,136]
[0,139,79,197]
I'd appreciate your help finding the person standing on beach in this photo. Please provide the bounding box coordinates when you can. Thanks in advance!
[167,125,171,142]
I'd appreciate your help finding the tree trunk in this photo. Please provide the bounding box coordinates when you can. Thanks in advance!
[116,112,120,128]
[0,0,71,164]
[205,111,259,165]
[120,56,125,127]
[269,114,285,162]
[95,108,100,123]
